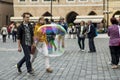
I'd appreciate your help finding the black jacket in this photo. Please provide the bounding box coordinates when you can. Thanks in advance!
[17,22,34,46]
[87,24,96,38]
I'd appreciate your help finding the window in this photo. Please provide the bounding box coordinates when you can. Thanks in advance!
[79,0,88,2]
[44,0,56,1]
[66,0,75,3]
[92,0,102,2]
[30,0,39,2]
[68,0,74,1]
[31,0,37,1]
[19,0,25,2]
[42,0,57,3]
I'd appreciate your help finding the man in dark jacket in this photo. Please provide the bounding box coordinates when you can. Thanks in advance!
[87,20,96,53]
[17,12,34,75]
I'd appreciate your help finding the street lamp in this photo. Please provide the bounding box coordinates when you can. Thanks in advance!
[103,0,106,32]
[50,0,53,19]
[103,0,111,32]
[107,0,109,27]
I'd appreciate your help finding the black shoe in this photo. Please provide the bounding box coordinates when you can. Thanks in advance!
[28,71,35,76]
[16,64,22,73]
[46,68,53,73]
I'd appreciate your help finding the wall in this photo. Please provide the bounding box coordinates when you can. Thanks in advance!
[0,1,13,28]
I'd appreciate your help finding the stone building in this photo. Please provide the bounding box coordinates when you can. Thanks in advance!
[11,0,120,26]
[12,0,103,23]
[108,0,120,25]
[0,0,13,28]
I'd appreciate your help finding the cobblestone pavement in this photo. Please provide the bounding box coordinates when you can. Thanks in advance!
[0,36,120,80]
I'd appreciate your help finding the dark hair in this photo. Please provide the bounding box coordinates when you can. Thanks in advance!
[50,19,54,23]
[45,18,50,24]
[81,21,85,25]
[38,16,44,21]
[110,17,118,25]
[22,12,31,18]
[60,17,64,20]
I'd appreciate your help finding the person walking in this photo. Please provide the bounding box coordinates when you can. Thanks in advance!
[76,21,87,51]
[87,20,96,53]
[32,17,53,73]
[108,17,120,69]
[17,12,34,75]
[12,23,17,42]
[58,17,68,49]
[1,25,8,43]
[7,25,12,39]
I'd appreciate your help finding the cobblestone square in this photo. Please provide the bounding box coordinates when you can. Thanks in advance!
[0,35,120,80]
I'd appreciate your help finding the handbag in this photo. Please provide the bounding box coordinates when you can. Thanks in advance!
[31,46,36,55]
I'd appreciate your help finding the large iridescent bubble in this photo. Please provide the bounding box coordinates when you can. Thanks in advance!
[36,24,66,57]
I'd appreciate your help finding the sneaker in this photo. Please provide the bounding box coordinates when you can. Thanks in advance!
[118,63,120,66]
[15,64,22,74]
[111,65,118,69]
[81,49,85,52]
[46,68,53,73]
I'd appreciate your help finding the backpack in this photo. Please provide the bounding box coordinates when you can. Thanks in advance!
[94,28,98,37]
[1,29,7,35]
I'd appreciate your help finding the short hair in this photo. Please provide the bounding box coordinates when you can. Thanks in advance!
[22,12,31,18]
[45,18,50,24]
[110,17,118,25]
[81,21,85,25]
[38,16,44,21]
[88,20,92,23]
[60,17,64,20]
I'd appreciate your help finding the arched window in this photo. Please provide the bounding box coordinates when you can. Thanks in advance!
[66,11,78,23]
[113,11,120,17]
[42,11,52,16]
[88,11,97,15]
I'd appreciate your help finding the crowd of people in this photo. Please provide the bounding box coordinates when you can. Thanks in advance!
[0,22,17,43]
[0,12,120,76]
[16,12,68,75]
[15,12,99,76]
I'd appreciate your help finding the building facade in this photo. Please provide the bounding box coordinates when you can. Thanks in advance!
[0,0,13,28]
[12,0,120,25]
[13,0,103,23]
[108,0,120,25]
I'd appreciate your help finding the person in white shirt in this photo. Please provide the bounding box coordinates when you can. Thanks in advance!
[76,21,87,51]
[1,25,8,42]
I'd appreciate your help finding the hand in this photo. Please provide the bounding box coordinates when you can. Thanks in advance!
[32,43,36,47]
[18,46,22,52]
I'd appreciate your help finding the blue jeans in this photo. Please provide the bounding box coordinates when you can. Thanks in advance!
[17,45,32,72]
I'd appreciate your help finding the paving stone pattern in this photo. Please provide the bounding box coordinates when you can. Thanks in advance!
[0,37,120,80]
